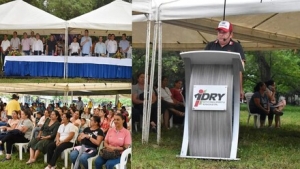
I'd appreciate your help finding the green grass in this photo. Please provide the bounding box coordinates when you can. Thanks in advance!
[0,152,65,169]
[132,104,300,169]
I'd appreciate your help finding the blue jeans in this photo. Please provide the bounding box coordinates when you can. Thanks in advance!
[70,147,97,169]
[95,156,120,169]
[23,50,30,55]
[0,122,7,126]
[108,53,116,58]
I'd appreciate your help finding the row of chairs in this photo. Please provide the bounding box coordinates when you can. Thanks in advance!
[6,125,131,169]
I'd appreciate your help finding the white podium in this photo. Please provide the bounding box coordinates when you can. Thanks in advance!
[178,51,244,160]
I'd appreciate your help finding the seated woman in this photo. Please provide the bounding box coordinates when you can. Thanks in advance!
[32,110,50,138]
[0,105,7,127]
[70,110,81,128]
[132,73,158,132]
[26,110,61,164]
[265,80,285,128]
[0,110,19,155]
[107,110,115,128]
[0,109,33,161]
[249,82,270,127]
[45,113,76,169]
[99,109,110,134]
[70,116,104,169]
[81,107,91,120]
[159,76,184,129]
[95,114,131,169]
[170,79,185,124]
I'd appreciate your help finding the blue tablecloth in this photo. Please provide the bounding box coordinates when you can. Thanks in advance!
[4,56,132,79]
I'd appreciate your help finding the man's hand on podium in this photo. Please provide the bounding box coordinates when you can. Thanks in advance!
[240,89,244,100]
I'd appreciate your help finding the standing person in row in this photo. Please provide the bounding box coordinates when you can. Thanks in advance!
[119,33,130,58]
[107,34,117,57]
[21,32,31,55]
[69,37,80,56]
[33,33,43,55]
[29,31,36,55]
[1,35,10,65]
[94,36,106,57]
[10,31,20,51]
[80,29,92,56]
[46,35,57,56]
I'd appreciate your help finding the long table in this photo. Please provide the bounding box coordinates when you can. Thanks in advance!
[4,56,132,79]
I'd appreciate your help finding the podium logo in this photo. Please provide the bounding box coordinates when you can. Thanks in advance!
[194,89,225,107]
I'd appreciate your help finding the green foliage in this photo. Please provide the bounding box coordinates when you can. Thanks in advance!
[132,104,300,169]
[132,49,184,86]
[243,50,300,95]
[0,0,130,20]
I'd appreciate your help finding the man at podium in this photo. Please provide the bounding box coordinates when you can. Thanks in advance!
[205,20,245,99]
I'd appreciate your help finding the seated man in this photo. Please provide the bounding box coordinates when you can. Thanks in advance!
[265,80,285,128]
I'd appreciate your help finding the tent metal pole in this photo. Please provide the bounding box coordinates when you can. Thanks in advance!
[142,13,152,144]
[157,19,162,145]
[223,0,227,20]
[64,25,69,79]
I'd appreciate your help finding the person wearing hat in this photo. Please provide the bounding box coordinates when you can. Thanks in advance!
[5,94,21,119]
[205,20,245,99]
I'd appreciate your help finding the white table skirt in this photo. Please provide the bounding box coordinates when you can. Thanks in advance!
[4,56,132,66]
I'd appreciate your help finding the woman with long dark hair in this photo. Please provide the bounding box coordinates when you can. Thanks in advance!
[95,114,131,169]
[249,82,270,127]
[70,116,104,169]
[44,113,76,169]
[26,110,61,164]
[132,72,158,132]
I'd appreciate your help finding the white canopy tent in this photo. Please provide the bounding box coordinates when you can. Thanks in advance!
[0,0,66,35]
[132,0,300,159]
[0,83,131,108]
[67,0,132,36]
[133,0,300,51]
[0,83,131,96]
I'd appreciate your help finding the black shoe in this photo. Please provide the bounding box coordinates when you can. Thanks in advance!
[151,127,157,133]
[1,158,11,162]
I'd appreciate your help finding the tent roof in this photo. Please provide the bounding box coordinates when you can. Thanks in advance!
[0,83,131,96]
[68,0,132,35]
[0,0,66,31]
[132,0,300,51]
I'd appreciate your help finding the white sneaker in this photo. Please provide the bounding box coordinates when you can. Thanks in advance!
[0,151,3,155]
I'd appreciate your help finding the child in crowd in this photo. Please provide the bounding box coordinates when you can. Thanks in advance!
[35,111,42,126]
[79,118,88,133]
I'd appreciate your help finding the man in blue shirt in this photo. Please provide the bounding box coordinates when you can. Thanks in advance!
[80,29,92,56]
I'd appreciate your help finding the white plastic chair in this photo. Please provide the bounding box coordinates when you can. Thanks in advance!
[14,127,35,160]
[245,92,261,128]
[114,147,132,169]
[84,141,104,169]
[63,126,79,168]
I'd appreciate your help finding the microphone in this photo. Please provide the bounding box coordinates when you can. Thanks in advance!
[223,33,231,41]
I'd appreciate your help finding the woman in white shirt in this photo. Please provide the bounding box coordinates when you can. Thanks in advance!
[44,113,76,169]
[33,33,43,55]
[69,37,80,56]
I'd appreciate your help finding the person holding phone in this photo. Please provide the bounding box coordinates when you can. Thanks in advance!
[26,110,61,164]
[70,116,104,169]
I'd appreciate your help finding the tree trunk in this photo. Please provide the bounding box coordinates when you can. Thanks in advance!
[254,51,271,82]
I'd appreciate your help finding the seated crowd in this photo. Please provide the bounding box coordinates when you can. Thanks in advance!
[0,94,131,169]
[0,30,132,60]
[131,72,185,132]
[248,80,286,128]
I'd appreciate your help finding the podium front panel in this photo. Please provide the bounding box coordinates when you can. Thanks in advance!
[188,65,233,158]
